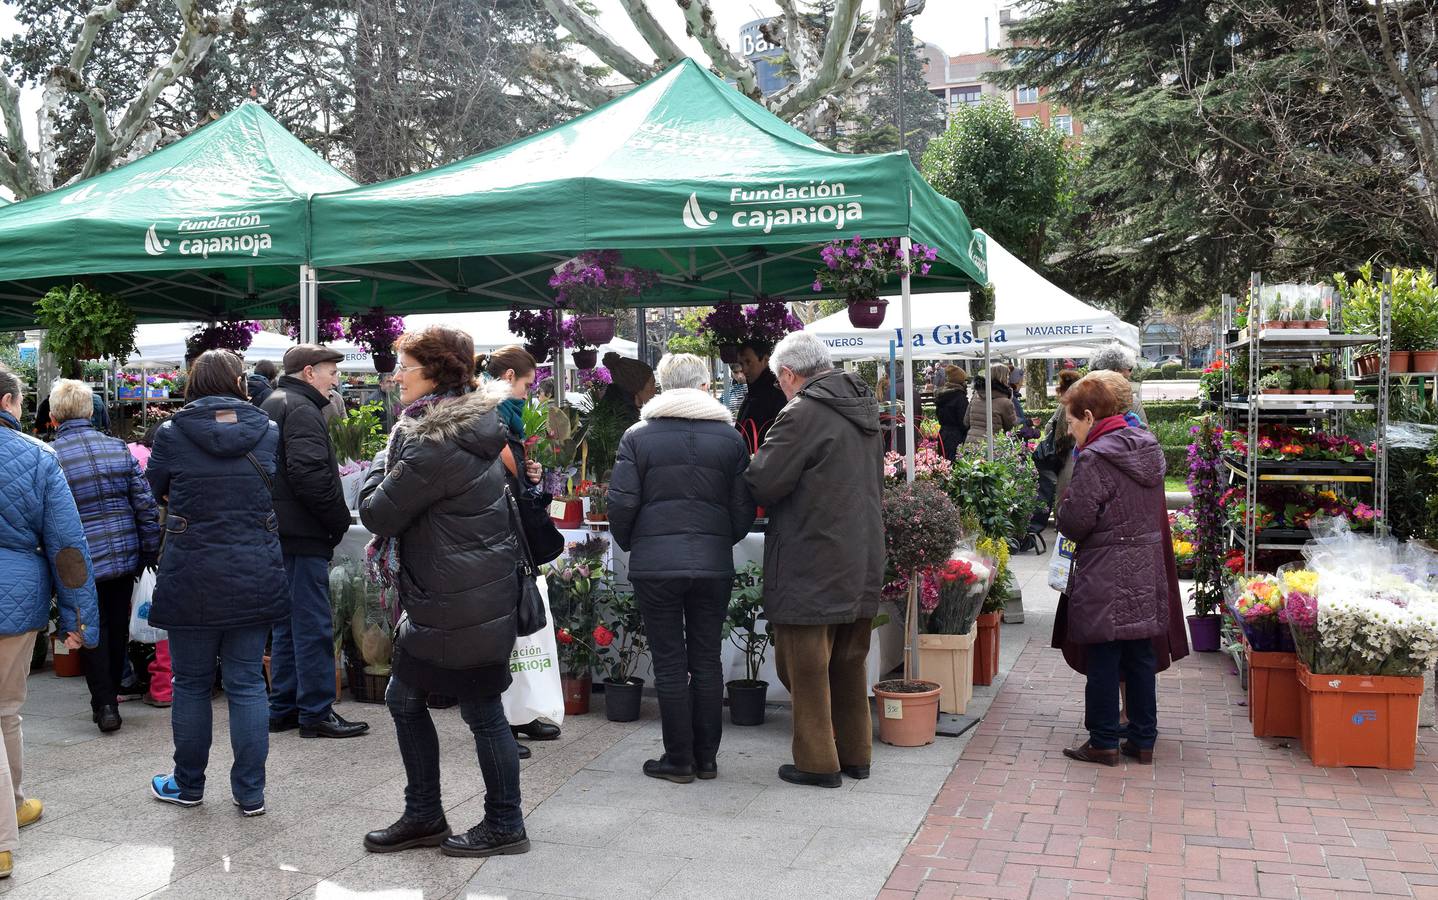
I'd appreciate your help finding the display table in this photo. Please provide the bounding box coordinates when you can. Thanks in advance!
[334,521,904,703]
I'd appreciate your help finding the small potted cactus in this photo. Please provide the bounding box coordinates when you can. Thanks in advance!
[1312,372,1331,394]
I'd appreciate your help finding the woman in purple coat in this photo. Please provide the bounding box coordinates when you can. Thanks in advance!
[1052,371,1187,767]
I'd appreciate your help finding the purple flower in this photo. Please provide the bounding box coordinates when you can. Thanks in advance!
[812,280,823,292]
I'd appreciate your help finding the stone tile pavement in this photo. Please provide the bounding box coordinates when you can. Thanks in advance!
[0,541,1063,899]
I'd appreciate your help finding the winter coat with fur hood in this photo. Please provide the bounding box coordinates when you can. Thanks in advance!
[608,389,756,581]
[360,384,519,679]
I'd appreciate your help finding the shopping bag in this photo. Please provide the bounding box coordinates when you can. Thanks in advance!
[1047,532,1077,593]
[502,584,564,726]
[129,569,167,643]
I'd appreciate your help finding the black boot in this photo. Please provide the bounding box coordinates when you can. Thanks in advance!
[642,756,696,784]
[840,765,871,780]
[441,822,530,858]
[696,759,718,781]
[511,719,560,741]
[518,743,531,760]
[778,764,840,788]
[97,705,122,734]
[364,815,451,853]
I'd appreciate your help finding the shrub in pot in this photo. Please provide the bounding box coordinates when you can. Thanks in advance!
[36,284,139,377]
[545,535,612,715]
[596,590,648,722]
[723,563,772,726]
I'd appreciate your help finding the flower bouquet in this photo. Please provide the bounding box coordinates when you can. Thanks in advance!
[1226,573,1293,652]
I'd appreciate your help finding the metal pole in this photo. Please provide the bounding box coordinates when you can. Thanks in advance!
[984,337,994,463]
[901,237,917,480]
[299,265,318,345]
[635,307,649,366]
[896,24,906,157]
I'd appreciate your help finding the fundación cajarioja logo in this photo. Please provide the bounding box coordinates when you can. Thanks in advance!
[682,181,864,235]
[143,213,274,259]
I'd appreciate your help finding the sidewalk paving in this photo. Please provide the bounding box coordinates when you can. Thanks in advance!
[883,628,1438,900]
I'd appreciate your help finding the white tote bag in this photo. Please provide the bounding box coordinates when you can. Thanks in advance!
[502,586,564,726]
[128,569,167,644]
[1047,532,1078,593]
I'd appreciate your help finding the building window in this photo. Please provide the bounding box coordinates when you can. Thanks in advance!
[1017,117,1036,130]
[1053,114,1073,135]
[1016,85,1039,104]
[948,86,981,108]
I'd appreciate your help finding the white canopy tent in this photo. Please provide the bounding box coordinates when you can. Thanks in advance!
[805,233,1139,361]
[119,323,376,373]
[401,311,637,359]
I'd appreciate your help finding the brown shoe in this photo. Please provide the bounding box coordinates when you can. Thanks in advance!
[1062,742,1120,767]
[1120,741,1153,764]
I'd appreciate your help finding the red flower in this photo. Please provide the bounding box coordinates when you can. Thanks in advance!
[556,628,574,645]
[592,625,615,647]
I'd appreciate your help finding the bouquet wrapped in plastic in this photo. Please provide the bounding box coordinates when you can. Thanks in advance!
[1227,572,1294,652]
[1285,517,1438,676]
[922,542,996,636]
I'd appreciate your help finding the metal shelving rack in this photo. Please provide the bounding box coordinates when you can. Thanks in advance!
[1218,272,1391,570]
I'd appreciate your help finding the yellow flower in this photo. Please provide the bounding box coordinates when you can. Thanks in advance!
[1282,570,1320,595]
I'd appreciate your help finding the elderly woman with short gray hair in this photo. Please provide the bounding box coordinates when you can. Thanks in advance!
[608,354,755,784]
[49,380,161,734]
[1089,344,1147,426]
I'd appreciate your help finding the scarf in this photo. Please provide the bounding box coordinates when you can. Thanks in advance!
[1081,414,1131,451]
[498,398,526,439]
[364,389,457,613]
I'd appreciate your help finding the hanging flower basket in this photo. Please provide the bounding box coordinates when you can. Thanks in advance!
[571,348,598,370]
[346,308,404,371]
[847,296,888,329]
[573,315,616,347]
[718,343,741,364]
[371,349,396,374]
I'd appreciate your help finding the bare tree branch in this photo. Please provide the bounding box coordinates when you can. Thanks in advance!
[617,0,686,68]
[540,0,658,85]
[766,1,819,83]
[769,0,899,120]
[674,0,758,98]
[0,71,37,197]
[526,46,620,109]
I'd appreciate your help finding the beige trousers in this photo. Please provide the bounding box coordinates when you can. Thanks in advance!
[0,631,35,852]
[773,620,873,775]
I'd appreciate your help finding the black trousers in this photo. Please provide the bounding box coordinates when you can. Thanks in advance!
[1084,638,1158,750]
[83,575,136,712]
[633,577,729,768]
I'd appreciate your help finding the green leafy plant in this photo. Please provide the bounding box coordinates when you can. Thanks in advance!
[328,403,386,463]
[968,281,996,322]
[596,590,648,684]
[545,536,611,675]
[35,284,137,375]
[1336,263,1438,350]
[723,563,771,684]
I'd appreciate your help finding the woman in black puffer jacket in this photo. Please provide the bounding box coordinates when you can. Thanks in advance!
[359,326,528,860]
[608,353,756,784]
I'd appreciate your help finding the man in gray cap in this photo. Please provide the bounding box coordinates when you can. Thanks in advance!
[261,345,368,739]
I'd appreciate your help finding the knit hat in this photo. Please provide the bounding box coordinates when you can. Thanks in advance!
[603,352,654,395]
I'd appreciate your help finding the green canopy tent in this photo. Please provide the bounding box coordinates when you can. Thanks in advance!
[0,102,414,332]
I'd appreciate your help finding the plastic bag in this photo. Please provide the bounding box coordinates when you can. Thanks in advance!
[129,569,166,644]
[1048,531,1077,592]
[502,582,564,726]
[1385,421,1438,451]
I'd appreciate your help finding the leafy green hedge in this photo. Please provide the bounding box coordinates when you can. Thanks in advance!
[1027,399,1201,425]
[1132,368,1203,382]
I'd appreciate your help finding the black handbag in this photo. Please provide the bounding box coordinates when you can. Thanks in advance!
[505,487,548,637]
[513,486,565,566]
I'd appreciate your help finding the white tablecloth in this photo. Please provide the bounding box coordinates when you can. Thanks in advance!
[333,522,902,701]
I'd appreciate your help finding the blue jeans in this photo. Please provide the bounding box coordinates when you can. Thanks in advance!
[270,555,335,725]
[385,676,523,833]
[169,625,270,807]
[1084,638,1158,750]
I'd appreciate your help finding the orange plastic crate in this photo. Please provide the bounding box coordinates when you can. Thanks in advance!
[1248,649,1301,739]
[1296,663,1423,769]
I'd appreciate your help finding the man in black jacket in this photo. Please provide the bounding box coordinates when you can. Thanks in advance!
[734,340,787,451]
[262,345,368,739]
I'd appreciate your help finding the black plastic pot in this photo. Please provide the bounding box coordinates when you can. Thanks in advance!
[571,348,598,370]
[726,679,769,726]
[371,349,396,374]
[603,677,645,722]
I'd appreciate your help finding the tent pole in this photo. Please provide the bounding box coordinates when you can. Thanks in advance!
[299,265,317,344]
[985,336,993,463]
[636,307,648,366]
[900,237,916,482]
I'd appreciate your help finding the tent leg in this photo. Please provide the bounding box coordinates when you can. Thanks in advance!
[636,307,648,366]
[985,336,993,463]
[299,265,318,344]
[900,237,916,480]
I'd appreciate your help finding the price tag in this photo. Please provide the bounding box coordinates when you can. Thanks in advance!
[549,501,568,519]
[883,699,903,720]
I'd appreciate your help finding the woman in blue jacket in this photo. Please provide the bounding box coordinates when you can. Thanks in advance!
[145,350,288,817]
[0,365,97,880]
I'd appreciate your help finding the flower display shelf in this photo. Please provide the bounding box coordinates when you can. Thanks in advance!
[1246,643,1301,739]
[1225,397,1375,413]
[1226,331,1376,352]
[1296,663,1422,770]
[1222,456,1374,482]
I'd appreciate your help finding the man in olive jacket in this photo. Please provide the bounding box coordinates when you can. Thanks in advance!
[744,332,885,789]
[261,345,368,740]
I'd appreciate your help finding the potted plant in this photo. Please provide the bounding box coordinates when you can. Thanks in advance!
[812,236,937,329]
[968,281,997,339]
[597,590,648,723]
[330,556,393,703]
[1311,372,1331,395]
[118,372,144,400]
[723,563,771,726]
[702,302,748,363]
[279,298,345,344]
[875,480,962,746]
[35,284,139,376]
[551,250,659,345]
[1332,376,1355,396]
[545,536,611,715]
[346,307,405,373]
[1262,296,1286,330]
[1289,366,1312,395]
[186,318,262,357]
[583,480,608,523]
[744,296,804,348]
[510,309,563,363]
[1258,370,1288,395]
[1337,263,1424,372]
[1305,297,1327,330]
[916,549,995,715]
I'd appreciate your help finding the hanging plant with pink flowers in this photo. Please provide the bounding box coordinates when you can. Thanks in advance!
[186,318,262,356]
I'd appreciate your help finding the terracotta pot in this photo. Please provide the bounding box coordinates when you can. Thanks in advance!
[371,349,396,374]
[571,348,598,370]
[1355,353,1379,376]
[562,672,592,716]
[1308,321,1328,330]
[918,632,975,715]
[1296,663,1422,770]
[51,638,84,678]
[1262,389,1282,395]
[718,344,741,364]
[847,297,888,329]
[972,612,1001,686]
[1390,350,1413,373]
[1411,350,1438,373]
[1262,321,1284,331]
[873,680,941,747]
[574,315,616,346]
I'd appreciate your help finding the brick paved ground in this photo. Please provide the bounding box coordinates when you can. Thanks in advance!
[883,641,1438,900]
